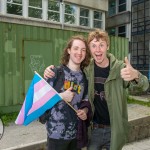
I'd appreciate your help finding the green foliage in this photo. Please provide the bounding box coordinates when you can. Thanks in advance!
[0,112,18,126]
[127,97,150,107]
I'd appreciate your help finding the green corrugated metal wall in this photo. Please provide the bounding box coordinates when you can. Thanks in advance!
[0,22,128,113]
[109,36,128,60]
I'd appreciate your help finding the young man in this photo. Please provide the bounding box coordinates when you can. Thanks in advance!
[44,29,149,150]
[40,35,91,150]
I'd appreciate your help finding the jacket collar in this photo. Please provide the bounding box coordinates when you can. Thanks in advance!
[107,53,125,81]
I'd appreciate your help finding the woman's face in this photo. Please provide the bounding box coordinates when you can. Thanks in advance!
[67,39,86,66]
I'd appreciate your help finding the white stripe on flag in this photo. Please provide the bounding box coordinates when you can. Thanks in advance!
[33,83,52,103]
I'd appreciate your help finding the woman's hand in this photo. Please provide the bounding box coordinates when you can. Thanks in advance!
[60,87,75,102]
[77,108,88,120]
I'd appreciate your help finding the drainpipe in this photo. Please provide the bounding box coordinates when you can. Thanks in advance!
[60,0,64,29]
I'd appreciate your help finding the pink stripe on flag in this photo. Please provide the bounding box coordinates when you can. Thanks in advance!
[27,90,57,115]
[15,101,25,124]
[34,79,47,93]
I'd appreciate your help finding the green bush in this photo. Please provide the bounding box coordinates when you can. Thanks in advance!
[0,112,18,126]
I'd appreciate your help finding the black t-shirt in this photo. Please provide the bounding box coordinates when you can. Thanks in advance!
[93,62,110,125]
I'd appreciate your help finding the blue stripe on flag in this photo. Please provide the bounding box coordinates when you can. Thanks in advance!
[24,74,42,120]
[23,94,62,125]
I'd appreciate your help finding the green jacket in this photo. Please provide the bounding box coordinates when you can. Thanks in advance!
[85,53,149,150]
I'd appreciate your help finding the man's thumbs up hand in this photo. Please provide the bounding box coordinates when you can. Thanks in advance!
[121,57,139,81]
[60,87,75,102]
[124,57,131,68]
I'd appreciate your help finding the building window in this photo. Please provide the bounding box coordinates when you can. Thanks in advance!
[7,0,22,16]
[64,4,76,24]
[118,0,126,12]
[118,25,126,37]
[48,0,60,22]
[28,0,42,19]
[2,1,105,29]
[93,11,102,28]
[107,28,116,36]
[108,0,116,16]
[80,8,89,27]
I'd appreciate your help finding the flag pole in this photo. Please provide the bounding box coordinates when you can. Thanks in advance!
[62,99,77,113]
[34,71,77,113]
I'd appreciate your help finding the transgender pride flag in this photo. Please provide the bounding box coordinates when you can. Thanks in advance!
[15,72,62,126]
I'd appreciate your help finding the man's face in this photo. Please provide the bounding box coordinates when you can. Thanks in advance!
[89,38,109,67]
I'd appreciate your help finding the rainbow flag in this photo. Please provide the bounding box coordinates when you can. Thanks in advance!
[15,72,62,126]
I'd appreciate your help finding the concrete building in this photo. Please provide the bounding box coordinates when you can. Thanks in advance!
[130,0,150,78]
[0,0,108,32]
[106,0,150,78]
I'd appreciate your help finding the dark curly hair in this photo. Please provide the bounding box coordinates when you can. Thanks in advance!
[60,35,91,70]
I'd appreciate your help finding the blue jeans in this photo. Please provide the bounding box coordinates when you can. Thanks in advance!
[88,126,111,150]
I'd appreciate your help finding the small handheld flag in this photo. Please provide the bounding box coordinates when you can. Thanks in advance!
[15,72,62,126]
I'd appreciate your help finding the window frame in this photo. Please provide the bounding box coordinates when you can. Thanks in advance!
[47,0,60,22]
[79,7,90,27]
[6,0,23,16]
[28,0,43,19]
[118,25,126,37]
[118,0,126,13]
[1,0,105,30]
[64,3,77,25]
[93,10,103,28]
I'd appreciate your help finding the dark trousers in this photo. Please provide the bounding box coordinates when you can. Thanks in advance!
[47,137,80,150]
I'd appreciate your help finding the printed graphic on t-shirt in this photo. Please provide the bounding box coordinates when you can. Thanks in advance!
[95,90,106,101]
[95,77,106,84]
[64,80,81,94]
[94,76,107,101]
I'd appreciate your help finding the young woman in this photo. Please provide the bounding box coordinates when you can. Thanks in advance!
[40,35,91,150]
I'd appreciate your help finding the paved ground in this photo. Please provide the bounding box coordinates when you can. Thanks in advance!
[0,102,150,150]
[123,138,150,150]
[0,121,46,150]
